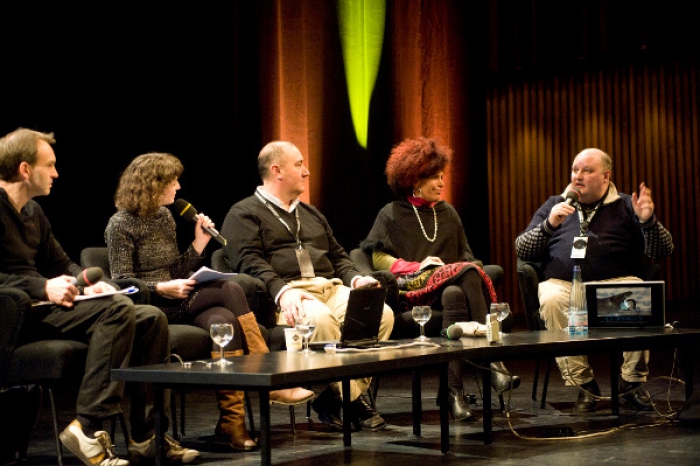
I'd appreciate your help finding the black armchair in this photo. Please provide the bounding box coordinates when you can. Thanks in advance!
[0,286,128,466]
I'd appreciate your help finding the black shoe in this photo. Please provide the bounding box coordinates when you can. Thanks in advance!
[619,381,653,411]
[574,379,601,412]
[446,388,474,421]
[490,362,521,394]
[351,396,386,431]
[311,388,343,431]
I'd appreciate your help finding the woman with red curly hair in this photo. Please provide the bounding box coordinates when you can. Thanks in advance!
[361,137,520,421]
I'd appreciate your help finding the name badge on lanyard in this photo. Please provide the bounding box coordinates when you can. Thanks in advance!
[256,191,316,278]
[571,236,588,258]
[570,202,598,259]
[296,246,315,278]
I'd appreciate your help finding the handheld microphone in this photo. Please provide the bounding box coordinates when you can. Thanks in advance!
[440,324,464,340]
[172,199,227,246]
[71,267,104,287]
[565,188,581,206]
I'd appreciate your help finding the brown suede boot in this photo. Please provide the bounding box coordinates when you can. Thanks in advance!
[237,313,316,406]
[237,312,270,354]
[212,350,257,451]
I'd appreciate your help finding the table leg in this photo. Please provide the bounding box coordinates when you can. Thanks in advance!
[682,344,694,400]
[610,353,620,415]
[154,385,165,466]
[439,363,449,453]
[482,365,492,445]
[412,370,422,436]
[342,379,352,447]
[259,390,271,466]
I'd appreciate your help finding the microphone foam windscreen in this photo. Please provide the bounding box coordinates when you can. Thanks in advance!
[75,267,104,287]
[173,199,198,221]
[442,324,464,340]
[566,188,580,203]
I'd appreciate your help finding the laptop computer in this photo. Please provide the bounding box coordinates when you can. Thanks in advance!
[585,280,666,328]
[309,286,387,349]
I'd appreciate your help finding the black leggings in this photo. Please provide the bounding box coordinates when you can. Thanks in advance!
[187,280,252,351]
[440,268,489,329]
[390,268,490,340]
[439,269,490,390]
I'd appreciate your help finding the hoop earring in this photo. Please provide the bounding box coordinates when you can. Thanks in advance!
[413,187,423,198]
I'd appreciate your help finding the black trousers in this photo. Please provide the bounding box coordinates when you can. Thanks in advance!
[30,294,169,440]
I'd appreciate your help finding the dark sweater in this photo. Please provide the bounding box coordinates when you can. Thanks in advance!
[0,188,82,300]
[515,184,674,282]
[221,194,360,299]
[360,200,479,265]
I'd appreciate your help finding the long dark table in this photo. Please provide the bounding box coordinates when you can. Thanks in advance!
[111,327,700,466]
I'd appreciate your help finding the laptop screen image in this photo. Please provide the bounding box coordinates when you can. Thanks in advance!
[585,280,666,328]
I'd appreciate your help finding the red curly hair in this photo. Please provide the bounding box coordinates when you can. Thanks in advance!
[385,137,451,197]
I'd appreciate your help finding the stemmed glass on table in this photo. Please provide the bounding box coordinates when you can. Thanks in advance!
[490,302,512,337]
[210,323,234,366]
[294,313,317,354]
[412,306,432,342]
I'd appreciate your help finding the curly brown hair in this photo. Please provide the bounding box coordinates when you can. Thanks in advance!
[114,152,183,217]
[385,137,451,197]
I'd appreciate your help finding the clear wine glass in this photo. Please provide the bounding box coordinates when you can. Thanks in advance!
[210,323,234,366]
[490,302,511,323]
[294,314,316,354]
[490,302,511,337]
[412,306,432,342]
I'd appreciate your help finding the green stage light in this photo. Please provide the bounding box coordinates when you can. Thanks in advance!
[337,0,386,148]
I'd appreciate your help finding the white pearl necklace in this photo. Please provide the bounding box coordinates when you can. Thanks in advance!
[412,204,438,242]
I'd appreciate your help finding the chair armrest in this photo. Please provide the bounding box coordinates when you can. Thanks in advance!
[482,264,504,288]
[516,259,545,330]
[110,278,151,304]
[350,248,375,275]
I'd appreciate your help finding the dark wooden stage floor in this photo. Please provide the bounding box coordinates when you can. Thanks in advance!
[21,346,700,466]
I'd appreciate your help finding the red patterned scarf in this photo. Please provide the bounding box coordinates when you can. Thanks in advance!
[397,262,497,307]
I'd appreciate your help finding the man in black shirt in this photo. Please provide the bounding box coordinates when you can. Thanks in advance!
[0,128,198,466]
[222,140,395,432]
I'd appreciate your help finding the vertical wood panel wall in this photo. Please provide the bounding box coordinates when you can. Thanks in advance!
[487,60,700,317]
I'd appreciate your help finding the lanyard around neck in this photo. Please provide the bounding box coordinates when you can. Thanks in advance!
[255,191,302,249]
[575,192,606,236]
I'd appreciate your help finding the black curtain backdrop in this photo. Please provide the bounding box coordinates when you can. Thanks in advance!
[2,4,264,257]
[1,2,491,261]
[2,1,698,310]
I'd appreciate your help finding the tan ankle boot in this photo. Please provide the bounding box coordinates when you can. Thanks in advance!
[237,312,269,355]
[212,350,257,451]
[237,313,315,405]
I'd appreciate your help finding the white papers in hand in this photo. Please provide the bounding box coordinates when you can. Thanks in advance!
[74,286,139,301]
[189,266,237,283]
[32,286,139,307]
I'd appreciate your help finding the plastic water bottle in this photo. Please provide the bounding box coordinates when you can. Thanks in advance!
[568,265,588,335]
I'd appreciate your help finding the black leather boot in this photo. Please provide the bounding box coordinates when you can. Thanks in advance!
[619,380,653,411]
[350,395,386,431]
[490,361,521,394]
[574,379,601,412]
[447,388,474,421]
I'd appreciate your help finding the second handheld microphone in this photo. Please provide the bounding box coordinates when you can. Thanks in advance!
[71,267,104,287]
